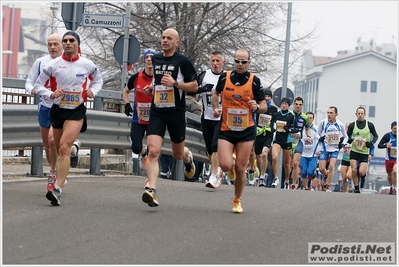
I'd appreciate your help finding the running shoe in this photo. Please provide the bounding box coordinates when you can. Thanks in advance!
[354,189,361,194]
[248,170,255,184]
[258,178,266,187]
[144,179,150,189]
[324,184,331,192]
[227,164,236,181]
[46,187,62,206]
[47,173,57,192]
[206,174,221,189]
[271,177,280,187]
[70,139,81,168]
[284,181,289,189]
[391,188,396,195]
[232,198,243,214]
[291,184,296,190]
[139,150,148,169]
[142,189,159,207]
[184,151,196,179]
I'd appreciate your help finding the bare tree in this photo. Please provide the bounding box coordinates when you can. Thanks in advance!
[49,2,316,90]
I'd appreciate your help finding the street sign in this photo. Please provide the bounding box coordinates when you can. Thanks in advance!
[61,3,85,31]
[113,35,140,65]
[272,87,294,106]
[82,14,124,28]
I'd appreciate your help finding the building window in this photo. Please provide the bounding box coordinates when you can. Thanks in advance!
[360,80,367,92]
[370,81,377,93]
[369,106,376,117]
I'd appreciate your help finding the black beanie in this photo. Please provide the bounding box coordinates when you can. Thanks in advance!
[63,31,80,46]
[280,97,291,106]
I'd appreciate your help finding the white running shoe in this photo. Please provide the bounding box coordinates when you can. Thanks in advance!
[205,174,221,189]
[272,177,280,186]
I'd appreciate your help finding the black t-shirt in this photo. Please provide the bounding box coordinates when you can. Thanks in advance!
[151,52,197,112]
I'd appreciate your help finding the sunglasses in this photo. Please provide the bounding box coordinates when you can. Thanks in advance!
[294,103,303,106]
[62,38,76,43]
[234,59,249,64]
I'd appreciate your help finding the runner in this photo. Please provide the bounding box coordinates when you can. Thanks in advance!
[377,121,397,195]
[316,106,348,192]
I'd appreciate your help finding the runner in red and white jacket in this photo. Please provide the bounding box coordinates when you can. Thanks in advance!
[35,31,103,206]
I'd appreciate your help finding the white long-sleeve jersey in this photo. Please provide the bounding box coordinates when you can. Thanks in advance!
[35,53,103,107]
[317,119,348,152]
[25,54,59,108]
[301,124,320,158]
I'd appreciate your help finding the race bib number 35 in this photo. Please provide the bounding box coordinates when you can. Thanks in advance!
[227,108,248,131]
[154,85,175,108]
[60,86,83,109]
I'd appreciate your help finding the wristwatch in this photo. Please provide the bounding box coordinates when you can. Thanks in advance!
[174,81,178,88]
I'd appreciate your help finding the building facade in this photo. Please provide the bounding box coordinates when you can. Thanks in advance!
[292,44,397,160]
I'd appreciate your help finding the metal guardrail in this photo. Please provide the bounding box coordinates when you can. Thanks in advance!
[2,78,208,180]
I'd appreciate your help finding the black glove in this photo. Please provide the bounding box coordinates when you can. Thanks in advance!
[125,103,133,117]
[283,125,289,133]
[198,83,214,94]
[347,138,353,144]
[338,142,343,150]
[319,136,325,143]
[365,141,371,148]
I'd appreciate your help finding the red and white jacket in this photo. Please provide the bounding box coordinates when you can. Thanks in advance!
[35,53,103,106]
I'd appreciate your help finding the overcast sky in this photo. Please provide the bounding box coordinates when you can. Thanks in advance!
[291,1,398,57]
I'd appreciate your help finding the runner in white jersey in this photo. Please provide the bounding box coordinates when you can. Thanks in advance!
[35,31,103,206]
[316,106,348,192]
[299,112,320,190]
[195,51,225,189]
[25,33,62,191]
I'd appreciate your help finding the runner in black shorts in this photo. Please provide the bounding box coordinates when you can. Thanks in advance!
[195,51,226,189]
[270,97,297,189]
[35,31,103,206]
[254,88,278,187]
[141,28,198,207]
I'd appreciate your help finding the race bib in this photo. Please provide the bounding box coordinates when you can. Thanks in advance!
[226,108,248,131]
[390,147,397,158]
[137,102,151,121]
[291,133,300,144]
[59,86,83,109]
[276,120,287,132]
[205,92,213,107]
[154,85,175,108]
[258,114,271,127]
[354,137,366,150]
[343,145,351,155]
[327,133,339,144]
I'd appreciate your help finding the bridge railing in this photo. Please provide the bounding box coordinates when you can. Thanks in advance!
[2,78,208,180]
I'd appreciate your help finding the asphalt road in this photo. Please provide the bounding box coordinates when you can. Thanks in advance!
[2,175,397,265]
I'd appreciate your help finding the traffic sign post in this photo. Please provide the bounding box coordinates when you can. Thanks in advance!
[272,87,294,107]
[61,3,85,31]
